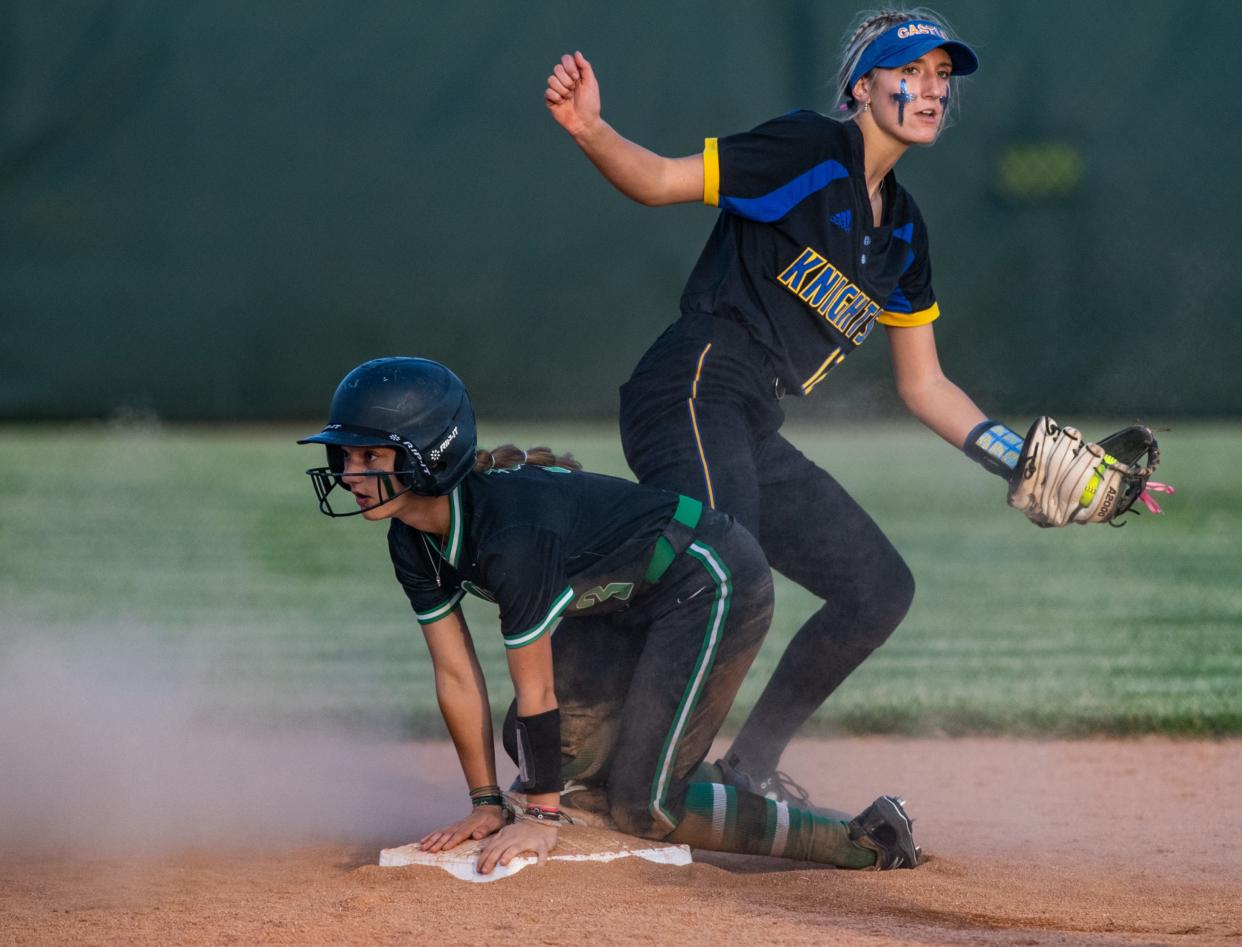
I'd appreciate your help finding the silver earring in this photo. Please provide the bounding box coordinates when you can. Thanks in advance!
[862,102,870,112]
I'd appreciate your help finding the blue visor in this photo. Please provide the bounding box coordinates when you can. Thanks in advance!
[847,20,978,95]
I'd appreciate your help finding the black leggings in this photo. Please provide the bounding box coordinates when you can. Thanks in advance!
[617,314,915,775]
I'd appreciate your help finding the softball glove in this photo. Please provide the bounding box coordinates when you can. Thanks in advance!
[1007,417,1173,528]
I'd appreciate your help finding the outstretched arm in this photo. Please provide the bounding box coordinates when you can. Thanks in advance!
[474,634,561,875]
[885,322,987,447]
[887,322,1024,479]
[417,609,508,853]
[887,322,1173,524]
[545,50,703,206]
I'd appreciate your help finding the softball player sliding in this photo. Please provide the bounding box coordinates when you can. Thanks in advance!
[300,357,919,873]
[545,11,1027,800]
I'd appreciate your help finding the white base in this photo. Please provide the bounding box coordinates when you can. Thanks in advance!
[379,833,692,883]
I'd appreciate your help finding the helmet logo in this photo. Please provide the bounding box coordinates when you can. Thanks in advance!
[387,433,434,478]
[429,426,459,462]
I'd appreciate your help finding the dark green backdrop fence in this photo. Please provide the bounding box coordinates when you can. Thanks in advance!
[2,1,1237,421]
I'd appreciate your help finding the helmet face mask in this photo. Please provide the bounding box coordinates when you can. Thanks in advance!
[298,357,478,518]
[306,450,417,518]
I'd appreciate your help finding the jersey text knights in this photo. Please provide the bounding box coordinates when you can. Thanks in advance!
[683,111,939,395]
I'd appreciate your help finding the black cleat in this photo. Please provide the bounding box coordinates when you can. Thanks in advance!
[715,755,813,806]
[847,795,921,869]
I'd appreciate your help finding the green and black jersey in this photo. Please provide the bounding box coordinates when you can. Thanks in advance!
[388,465,681,649]
[685,113,938,396]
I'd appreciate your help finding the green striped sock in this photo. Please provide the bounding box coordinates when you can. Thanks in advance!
[668,781,876,869]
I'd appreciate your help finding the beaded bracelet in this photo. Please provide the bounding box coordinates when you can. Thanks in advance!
[519,804,562,825]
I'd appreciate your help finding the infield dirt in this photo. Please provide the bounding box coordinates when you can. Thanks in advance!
[2,737,1238,946]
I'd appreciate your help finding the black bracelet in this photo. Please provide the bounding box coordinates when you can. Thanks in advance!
[470,794,506,808]
[521,804,562,824]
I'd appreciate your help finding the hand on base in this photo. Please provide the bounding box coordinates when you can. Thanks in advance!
[418,805,508,854]
[475,820,558,875]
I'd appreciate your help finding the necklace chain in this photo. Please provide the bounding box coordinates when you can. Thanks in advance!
[420,533,445,588]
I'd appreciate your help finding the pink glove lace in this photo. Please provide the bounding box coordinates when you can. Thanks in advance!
[1138,481,1174,515]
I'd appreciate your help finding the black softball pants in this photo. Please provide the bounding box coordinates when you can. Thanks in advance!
[617,314,915,777]
[506,511,774,839]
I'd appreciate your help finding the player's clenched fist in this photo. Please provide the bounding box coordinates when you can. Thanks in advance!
[545,50,600,137]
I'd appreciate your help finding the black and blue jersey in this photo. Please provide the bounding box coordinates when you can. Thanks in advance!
[684,112,938,395]
[388,465,680,649]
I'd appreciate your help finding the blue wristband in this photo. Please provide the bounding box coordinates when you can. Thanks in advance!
[963,420,1023,479]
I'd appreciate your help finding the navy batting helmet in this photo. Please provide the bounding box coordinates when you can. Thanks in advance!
[298,357,477,516]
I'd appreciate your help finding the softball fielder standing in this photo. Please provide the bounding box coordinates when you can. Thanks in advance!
[545,9,1169,798]
[300,357,920,872]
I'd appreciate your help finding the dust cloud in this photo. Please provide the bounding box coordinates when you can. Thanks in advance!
[0,634,464,854]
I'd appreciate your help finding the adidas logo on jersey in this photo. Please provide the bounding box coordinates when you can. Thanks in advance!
[829,210,851,232]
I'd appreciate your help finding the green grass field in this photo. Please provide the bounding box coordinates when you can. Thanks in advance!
[2,420,1238,737]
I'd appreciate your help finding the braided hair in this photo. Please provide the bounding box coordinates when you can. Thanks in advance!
[473,444,583,472]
